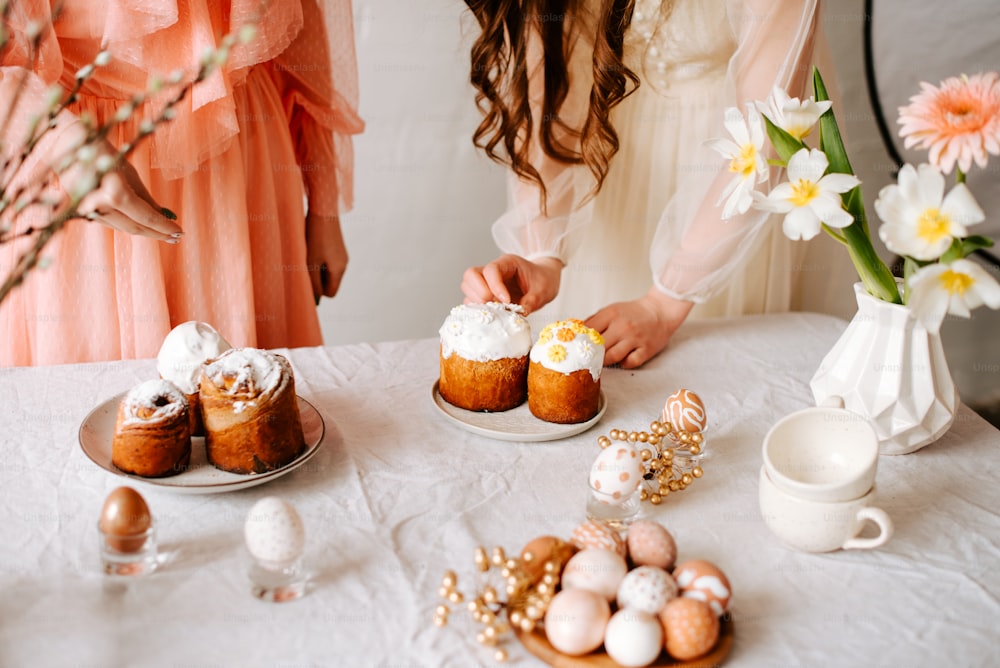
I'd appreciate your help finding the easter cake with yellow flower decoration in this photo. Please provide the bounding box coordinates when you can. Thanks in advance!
[438,302,533,412]
[528,320,605,424]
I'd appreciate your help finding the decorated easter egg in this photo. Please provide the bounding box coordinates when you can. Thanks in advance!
[589,442,642,505]
[616,565,678,615]
[673,559,732,616]
[544,588,611,656]
[99,487,152,553]
[561,548,628,601]
[570,519,626,558]
[626,520,677,570]
[604,609,664,668]
[244,497,306,568]
[659,597,720,661]
[662,389,707,433]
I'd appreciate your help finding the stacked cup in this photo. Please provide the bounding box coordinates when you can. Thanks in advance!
[758,400,893,553]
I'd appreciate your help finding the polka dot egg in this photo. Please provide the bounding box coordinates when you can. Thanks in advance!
[616,565,678,615]
[589,442,642,505]
[662,388,707,433]
[244,496,306,568]
[659,597,720,661]
[626,520,677,570]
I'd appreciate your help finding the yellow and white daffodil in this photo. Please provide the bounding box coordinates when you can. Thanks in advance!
[874,163,985,261]
[752,148,861,240]
[707,104,768,219]
[755,86,832,141]
[907,258,1000,333]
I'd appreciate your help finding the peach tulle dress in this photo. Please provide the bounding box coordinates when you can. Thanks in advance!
[0,0,363,366]
[492,0,858,327]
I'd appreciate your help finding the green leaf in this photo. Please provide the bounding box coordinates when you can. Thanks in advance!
[939,238,965,265]
[961,235,994,256]
[813,68,854,177]
[763,115,805,163]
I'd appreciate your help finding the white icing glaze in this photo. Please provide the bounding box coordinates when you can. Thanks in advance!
[438,302,531,362]
[203,348,287,399]
[529,320,605,381]
[156,321,232,394]
[122,379,188,425]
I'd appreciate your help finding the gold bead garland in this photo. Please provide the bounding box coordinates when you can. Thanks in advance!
[433,544,563,662]
[598,419,705,505]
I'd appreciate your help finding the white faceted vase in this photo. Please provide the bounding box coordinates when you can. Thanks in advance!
[810,282,958,455]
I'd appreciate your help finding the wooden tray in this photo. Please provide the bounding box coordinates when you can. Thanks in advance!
[514,617,733,667]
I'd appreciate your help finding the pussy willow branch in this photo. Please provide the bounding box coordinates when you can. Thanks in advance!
[0,16,259,305]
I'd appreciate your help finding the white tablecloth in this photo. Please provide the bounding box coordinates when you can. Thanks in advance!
[1,313,997,667]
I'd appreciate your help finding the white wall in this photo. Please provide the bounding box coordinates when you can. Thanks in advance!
[321,0,1000,358]
[319,0,505,345]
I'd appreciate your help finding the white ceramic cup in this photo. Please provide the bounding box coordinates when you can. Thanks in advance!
[762,401,879,503]
[758,467,893,552]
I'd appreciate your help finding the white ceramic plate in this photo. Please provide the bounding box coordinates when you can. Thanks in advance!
[79,393,325,494]
[431,381,606,442]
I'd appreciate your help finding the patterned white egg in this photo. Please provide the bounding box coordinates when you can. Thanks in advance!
[662,389,707,433]
[589,443,642,505]
[244,497,306,567]
[616,565,678,615]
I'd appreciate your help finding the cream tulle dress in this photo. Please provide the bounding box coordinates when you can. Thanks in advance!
[492,0,858,327]
[0,0,362,365]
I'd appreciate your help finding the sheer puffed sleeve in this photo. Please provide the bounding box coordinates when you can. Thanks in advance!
[268,0,364,217]
[650,0,820,301]
[489,6,599,263]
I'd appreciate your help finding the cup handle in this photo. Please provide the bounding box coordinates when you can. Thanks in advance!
[842,507,894,550]
[819,394,845,409]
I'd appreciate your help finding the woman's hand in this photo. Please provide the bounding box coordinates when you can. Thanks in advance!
[586,286,694,369]
[305,212,348,302]
[64,138,182,242]
[461,254,562,314]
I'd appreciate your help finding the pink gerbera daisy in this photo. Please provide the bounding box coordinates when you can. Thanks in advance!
[897,72,1000,174]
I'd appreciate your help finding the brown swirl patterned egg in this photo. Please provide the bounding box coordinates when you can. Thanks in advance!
[662,389,707,433]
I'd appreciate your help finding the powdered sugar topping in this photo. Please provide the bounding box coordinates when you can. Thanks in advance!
[203,348,287,398]
[156,321,231,394]
[122,379,188,425]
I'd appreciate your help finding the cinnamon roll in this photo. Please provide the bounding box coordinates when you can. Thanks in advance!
[199,348,305,474]
[112,379,192,477]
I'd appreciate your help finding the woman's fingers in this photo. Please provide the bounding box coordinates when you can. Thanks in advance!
[461,266,498,303]
[85,208,180,243]
[100,171,182,239]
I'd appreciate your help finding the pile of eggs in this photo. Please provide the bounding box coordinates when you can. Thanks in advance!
[529,519,730,667]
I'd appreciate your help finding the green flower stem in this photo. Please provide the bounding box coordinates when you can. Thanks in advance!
[813,68,901,304]
[956,167,966,184]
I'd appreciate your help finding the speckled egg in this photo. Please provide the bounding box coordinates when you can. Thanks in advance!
[544,587,611,656]
[589,442,642,505]
[604,609,664,668]
[519,535,577,582]
[626,520,677,570]
[570,519,626,558]
[616,565,678,615]
[244,497,306,568]
[561,548,628,601]
[659,597,720,661]
[662,389,707,433]
[673,559,732,616]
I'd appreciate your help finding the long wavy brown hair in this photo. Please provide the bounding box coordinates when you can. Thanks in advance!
[464,0,639,209]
